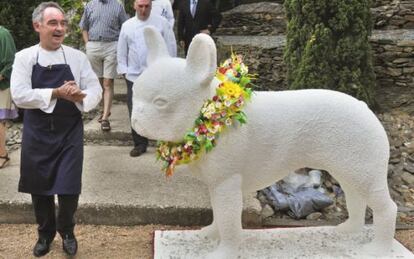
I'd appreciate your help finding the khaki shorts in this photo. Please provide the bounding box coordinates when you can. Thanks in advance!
[86,41,118,79]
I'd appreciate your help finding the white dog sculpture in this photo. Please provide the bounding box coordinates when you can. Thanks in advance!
[131,27,397,259]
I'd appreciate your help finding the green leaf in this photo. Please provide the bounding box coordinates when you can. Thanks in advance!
[205,140,214,152]
[235,112,247,124]
[239,77,251,87]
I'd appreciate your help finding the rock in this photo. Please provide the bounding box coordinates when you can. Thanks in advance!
[389,157,401,164]
[403,162,414,173]
[261,204,274,218]
[306,212,322,220]
[401,171,414,184]
[398,205,414,212]
[404,142,414,153]
[256,191,268,205]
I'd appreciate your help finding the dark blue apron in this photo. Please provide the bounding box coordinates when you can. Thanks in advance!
[18,47,83,195]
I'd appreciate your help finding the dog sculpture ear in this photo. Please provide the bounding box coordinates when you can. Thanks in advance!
[143,26,170,66]
[186,33,217,87]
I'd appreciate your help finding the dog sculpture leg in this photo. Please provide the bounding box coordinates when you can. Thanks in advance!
[200,187,220,240]
[336,184,367,233]
[206,174,243,259]
[362,186,397,255]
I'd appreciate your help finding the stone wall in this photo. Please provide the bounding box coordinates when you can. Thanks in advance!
[373,30,414,90]
[216,36,286,91]
[371,30,414,113]
[216,2,285,36]
[372,0,414,29]
[216,1,414,36]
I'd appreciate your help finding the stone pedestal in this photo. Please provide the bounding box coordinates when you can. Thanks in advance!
[154,226,414,258]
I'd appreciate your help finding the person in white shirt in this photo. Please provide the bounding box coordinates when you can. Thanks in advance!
[117,0,176,157]
[152,0,175,29]
[10,2,102,257]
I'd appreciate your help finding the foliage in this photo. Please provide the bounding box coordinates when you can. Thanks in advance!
[283,0,376,107]
[59,0,85,48]
[124,0,136,17]
[0,0,44,50]
[0,0,84,50]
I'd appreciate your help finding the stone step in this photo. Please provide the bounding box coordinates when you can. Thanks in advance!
[113,77,127,102]
[84,78,132,143]
[84,103,132,143]
[215,29,414,112]
[216,2,414,36]
[0,146,261,226]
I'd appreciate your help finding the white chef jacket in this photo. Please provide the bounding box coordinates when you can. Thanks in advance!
[117,13,177,82]
[152,0,175,29]
[11,44,102,113]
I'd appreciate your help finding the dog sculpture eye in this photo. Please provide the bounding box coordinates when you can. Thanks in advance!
[153,97,168,109]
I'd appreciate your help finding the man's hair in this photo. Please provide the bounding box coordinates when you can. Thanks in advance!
[32,2,65,22]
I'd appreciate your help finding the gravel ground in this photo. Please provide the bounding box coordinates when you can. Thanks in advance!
[0,224,412,258]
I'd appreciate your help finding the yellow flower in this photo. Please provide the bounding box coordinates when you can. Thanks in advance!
[222,81,242,98]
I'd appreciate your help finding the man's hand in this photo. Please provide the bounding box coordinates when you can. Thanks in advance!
[53,81,86,102]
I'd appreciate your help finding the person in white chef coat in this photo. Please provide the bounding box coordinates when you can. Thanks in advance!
[117,0,176,157]
[152,0,175,29]
[10,2,102,257]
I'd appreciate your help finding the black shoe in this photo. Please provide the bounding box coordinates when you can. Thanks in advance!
[33,238,51,257]
[62,234,77,256]
[130,145,147,157]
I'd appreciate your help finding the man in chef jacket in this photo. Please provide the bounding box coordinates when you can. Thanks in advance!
[10,2,102,257]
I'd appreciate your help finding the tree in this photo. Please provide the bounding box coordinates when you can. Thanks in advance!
[283,0,376,107]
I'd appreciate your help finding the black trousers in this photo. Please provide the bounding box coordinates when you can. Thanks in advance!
[125,79,149,148]
[31,194,79,241]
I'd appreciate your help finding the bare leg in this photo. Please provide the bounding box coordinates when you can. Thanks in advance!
[101,78,114,121]
[0,122,9,167]
[206,175,242,259]
[0,122,6,156]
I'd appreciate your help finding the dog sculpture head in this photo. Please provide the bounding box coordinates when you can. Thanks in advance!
[131,26,219,142]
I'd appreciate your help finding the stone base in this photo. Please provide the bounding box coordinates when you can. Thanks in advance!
[154,226,414,259]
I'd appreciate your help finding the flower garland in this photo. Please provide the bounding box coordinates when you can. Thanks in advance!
[156,53,253,177]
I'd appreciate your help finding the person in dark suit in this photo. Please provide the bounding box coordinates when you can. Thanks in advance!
[177,0,222,55]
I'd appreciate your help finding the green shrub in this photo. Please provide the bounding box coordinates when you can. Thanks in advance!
[124,0,135,16]
[59,0,85,48]
[0,0,84,50]
[283,0,376,107]
[0,0,44,50]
